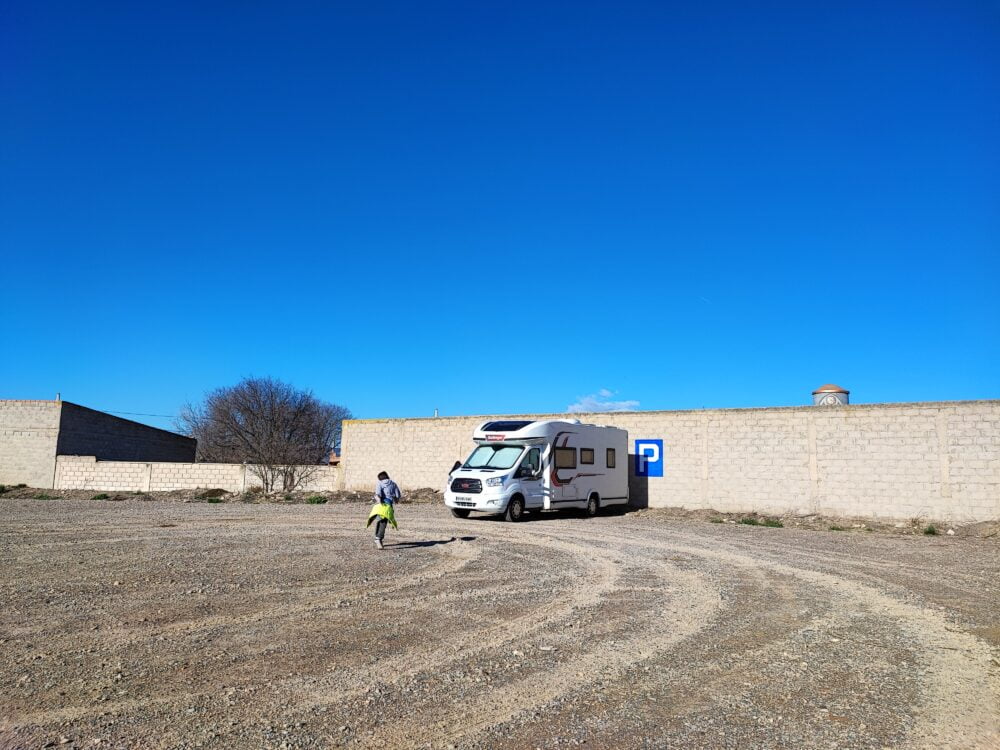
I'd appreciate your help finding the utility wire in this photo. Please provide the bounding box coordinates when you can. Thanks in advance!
[101,410,179,419]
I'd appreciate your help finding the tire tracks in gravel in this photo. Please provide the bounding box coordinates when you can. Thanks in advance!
[555,522,1000,750]
[366,521,724,748]
[296,526,628,709]
[718,530,998,604]
[5,506,996,749]
[6,521,606,728]
[56,527,626,750]
[6,523,484,726]
[6,523,480,660]
[478,527,853,749]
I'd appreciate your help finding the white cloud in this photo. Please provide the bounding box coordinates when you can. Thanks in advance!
[567,389,640,413]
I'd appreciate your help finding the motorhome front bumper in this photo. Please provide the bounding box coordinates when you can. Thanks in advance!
[445,490,508,511]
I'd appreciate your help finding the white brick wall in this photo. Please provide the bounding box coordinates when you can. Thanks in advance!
[0,401,61,488]
[54,456,340,493]
[341,401,1000,523]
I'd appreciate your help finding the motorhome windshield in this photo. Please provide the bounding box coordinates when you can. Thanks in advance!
[464,444,524,470]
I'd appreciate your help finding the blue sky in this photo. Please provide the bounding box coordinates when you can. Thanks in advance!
[2,1,997,430]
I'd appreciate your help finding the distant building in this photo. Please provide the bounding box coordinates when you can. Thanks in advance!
[0,399,196,488]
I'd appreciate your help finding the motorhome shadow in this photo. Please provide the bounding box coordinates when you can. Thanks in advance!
[444,419,630,522]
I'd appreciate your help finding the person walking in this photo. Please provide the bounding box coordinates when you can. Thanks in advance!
[367,471,401,550]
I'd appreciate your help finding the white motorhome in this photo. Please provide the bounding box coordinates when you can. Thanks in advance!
[444,419,629,521]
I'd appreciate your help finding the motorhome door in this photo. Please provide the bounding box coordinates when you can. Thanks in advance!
[553,444,579,502]
[516,447,544,510]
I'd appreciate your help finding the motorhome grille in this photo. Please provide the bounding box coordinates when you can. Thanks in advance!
[455,501,476,507]
[450,477,483,494]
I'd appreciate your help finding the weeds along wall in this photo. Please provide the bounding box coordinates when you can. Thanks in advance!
[54,456,340,493]
[340,400,1000,523]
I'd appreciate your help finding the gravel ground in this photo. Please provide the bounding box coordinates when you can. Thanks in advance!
[1,498,997,749]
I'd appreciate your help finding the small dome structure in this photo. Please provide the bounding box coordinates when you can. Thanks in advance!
[812,384,849,406]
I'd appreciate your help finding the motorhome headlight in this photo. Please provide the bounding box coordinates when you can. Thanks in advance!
[485,475,508,487]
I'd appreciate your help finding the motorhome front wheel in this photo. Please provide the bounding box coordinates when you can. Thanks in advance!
[505,495,525,522]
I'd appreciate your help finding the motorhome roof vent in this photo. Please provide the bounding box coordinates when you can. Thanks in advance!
[481,420,535,432]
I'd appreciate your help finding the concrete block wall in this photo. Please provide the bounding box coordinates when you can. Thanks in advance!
[0,401,62,488]
[702,410,812,514]
[57,402,196,462]
[149,462,247,491]
[54,456,340,493]
[342,415,487,492]
[341,401,1000,523]
[55,456,153,493]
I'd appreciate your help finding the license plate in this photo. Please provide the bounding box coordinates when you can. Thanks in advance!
[455,496,472,502]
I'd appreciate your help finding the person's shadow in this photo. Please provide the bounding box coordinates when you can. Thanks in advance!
[388,536,476,549]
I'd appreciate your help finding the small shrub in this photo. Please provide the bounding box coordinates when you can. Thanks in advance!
[738,517,759,526]
[32,493,56,500]
[923,524,938,536]
[16,483,27,488]
[306,495,328,504]
[91,493,110,501]
[0,485,7,494]
[206,497,223,504]
[829,525,845,532]
[762,518,783,528]
[198,488,227,499]
[709,517,723,523]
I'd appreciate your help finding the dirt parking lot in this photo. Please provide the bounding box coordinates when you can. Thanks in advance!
[1,499,997,749]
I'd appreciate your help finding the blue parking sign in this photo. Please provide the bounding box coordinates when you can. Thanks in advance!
[635,439,663,477]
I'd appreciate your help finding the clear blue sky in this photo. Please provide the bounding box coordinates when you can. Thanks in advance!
[2,1,997,430]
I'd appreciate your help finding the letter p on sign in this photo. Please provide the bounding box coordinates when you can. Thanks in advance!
[635,439,664,477]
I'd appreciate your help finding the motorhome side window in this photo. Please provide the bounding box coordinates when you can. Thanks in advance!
[555,447,576,469]
[606,448,616,468]
[580,448,594,465]
[519,448,540,476]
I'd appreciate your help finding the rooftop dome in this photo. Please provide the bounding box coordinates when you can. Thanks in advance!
[812,384,849,395]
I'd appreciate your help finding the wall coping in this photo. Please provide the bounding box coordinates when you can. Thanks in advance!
[55,455,337,468]
[343,399,1000,424]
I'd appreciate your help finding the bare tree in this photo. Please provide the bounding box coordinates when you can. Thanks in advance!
[177,377,351,492]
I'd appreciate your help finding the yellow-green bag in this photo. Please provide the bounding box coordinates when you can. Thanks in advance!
[366,502,398,529]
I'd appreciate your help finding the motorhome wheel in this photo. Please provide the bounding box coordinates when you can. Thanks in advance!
[586,494,599,517]
[451,508,471,519]
[505,495,525,522]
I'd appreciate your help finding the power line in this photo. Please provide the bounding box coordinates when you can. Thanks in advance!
[102,410,179,419]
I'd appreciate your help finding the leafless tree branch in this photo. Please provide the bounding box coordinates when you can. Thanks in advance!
[176,377,351,493]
